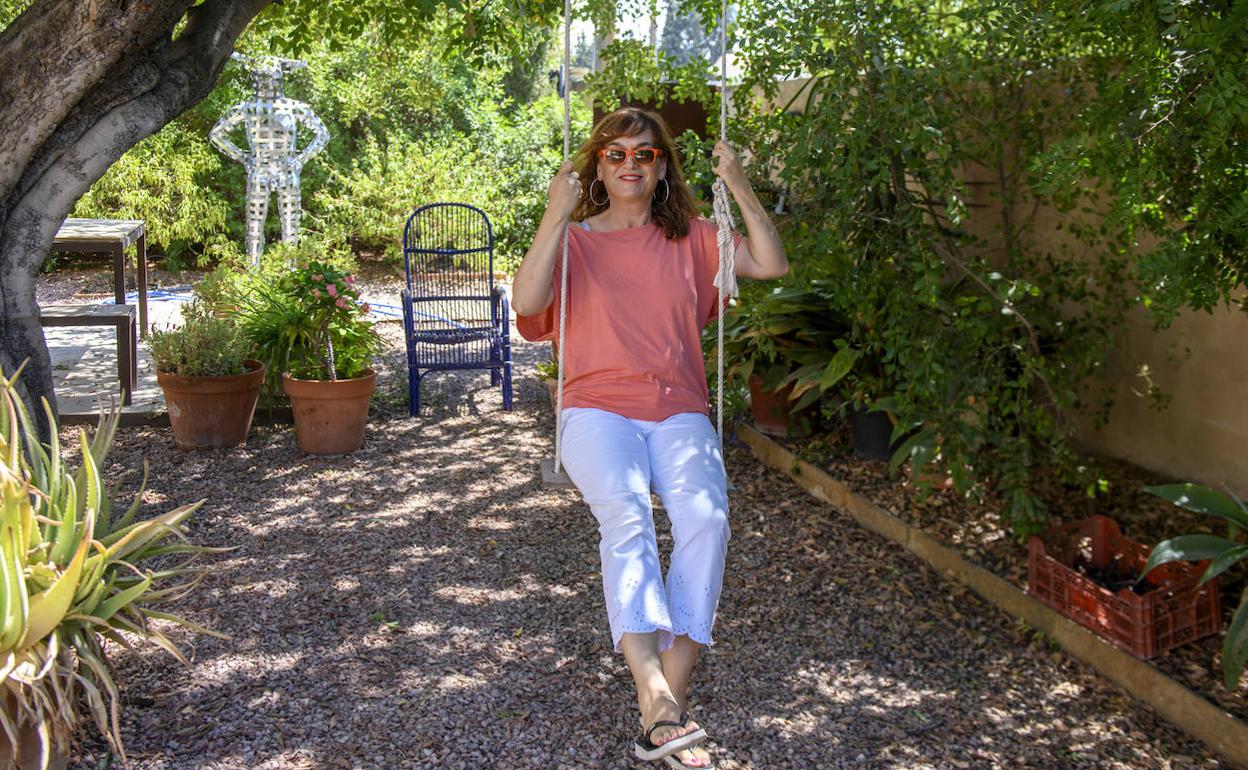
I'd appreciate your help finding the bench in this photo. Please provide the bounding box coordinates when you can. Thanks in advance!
[40,304,138,406]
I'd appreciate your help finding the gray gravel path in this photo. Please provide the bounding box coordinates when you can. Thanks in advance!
[69,325,1225,769]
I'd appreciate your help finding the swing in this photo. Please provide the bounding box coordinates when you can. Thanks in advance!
[541,0,737,491]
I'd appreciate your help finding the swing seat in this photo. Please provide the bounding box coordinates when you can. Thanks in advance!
[401,202,513,416]
[540,458,578,489]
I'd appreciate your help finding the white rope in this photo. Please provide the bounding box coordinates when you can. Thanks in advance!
[712,0,735,446]
[554,0,572,475]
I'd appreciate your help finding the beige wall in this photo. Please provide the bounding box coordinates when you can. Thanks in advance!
[1077,304,1248,497]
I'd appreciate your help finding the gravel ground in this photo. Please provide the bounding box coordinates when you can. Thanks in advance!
[782,422,1248,722]
[50,321,1226,770]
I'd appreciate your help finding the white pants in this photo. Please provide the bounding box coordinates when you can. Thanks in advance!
[560,407,731,653]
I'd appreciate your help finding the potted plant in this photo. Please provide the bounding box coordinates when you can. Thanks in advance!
[715,282,856,437]
[278,262,380,454]
[149,298,264,449]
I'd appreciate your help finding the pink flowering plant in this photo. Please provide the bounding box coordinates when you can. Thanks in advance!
[283,261,378,380]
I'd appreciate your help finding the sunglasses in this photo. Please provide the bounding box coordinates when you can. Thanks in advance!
[598,146,664,166]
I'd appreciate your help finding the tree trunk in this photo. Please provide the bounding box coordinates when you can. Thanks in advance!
[0,0,271,441]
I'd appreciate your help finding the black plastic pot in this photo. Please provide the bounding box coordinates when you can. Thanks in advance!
[851,407,896,460]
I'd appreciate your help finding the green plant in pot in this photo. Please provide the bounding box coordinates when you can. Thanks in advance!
[275,262,381,454]
[149,298,264,449]
[715,281,856,437]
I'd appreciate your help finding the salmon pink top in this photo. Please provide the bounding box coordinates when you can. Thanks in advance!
[517,218,739,422]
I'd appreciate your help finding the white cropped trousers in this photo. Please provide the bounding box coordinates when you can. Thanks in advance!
[560,407,731,653]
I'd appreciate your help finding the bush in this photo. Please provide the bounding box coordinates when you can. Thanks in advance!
[68,13,580,273]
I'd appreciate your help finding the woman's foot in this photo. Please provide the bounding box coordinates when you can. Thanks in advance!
[664,742,714,769]
[635,698,707,760]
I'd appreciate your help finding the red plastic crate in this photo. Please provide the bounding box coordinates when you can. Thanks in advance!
[1027,515,1223,659]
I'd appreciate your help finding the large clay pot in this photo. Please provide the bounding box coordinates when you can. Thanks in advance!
[156,359,265,449]
[747,374,795,437]
[283,369,376,454]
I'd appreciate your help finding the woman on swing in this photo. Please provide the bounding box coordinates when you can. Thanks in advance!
[513,107,787,769]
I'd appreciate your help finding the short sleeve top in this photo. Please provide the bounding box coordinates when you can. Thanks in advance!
[517,218,738,422]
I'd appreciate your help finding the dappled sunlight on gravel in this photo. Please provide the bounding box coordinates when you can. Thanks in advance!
[56,322,1225,769]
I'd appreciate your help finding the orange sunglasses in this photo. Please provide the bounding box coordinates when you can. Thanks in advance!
[598,146,664,166]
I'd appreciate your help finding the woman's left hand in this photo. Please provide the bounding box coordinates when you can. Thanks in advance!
[711,140,748,191]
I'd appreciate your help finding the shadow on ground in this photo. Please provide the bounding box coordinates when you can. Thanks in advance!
[67,328,1221,770]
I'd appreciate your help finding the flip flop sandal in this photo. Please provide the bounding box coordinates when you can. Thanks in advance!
[632,712,708,762]
[663,749,718,770]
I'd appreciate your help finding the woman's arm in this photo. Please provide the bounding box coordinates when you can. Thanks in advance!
[513,161,582,316]
[711,141,788,280]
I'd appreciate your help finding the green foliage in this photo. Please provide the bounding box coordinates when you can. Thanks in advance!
[231,261,379,392]
[1143,483,1248,689]
[1035,2,1248,322]
[148,299,250,377]
[0,0,29,29]
[586,38,715,114]
[72,120,242,271]
[699,0,1151,536]
[70,6,579,272]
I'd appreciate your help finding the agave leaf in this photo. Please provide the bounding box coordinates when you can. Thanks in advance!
[18,511,94,651]
[103,502,202,561]
[1142,533,1239,581]
[91,574,153,623]
[142,609,230,640]
[48,475,78,568]
[1145,483,1248,530]
[109,461,150,534]
[74,644,124,762]
[0,493,30,651]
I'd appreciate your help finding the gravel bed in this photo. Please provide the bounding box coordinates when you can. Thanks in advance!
[781,422,1248,723]
[48,321,1225,769]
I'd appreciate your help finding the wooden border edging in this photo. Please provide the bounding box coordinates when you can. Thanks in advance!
[738,425,1248,768]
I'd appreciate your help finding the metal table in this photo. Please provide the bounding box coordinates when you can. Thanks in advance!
[52,218,148,337]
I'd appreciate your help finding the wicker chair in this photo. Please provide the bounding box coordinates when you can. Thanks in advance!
[400,203,513,416]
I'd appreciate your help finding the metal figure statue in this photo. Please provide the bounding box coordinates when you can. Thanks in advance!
[209,53,330,266]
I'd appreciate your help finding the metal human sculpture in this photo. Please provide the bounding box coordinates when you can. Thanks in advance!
[209,54,330,266]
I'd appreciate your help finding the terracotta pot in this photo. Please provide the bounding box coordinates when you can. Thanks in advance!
[747,374,794,437]
[283,369,377,454]
[156,359,265,450]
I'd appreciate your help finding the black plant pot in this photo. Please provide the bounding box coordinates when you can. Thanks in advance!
[851,408,895,460]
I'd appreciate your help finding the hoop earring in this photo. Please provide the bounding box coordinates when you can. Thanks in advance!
[653,178,671,204]
[589,179,609,207]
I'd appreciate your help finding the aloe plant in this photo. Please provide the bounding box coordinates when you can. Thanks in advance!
[0,365,223,766]
[1143,483,1248,689]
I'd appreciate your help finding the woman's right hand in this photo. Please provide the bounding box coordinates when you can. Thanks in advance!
[547,161,583,221]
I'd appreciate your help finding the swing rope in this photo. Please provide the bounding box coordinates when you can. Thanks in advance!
[711,0,737,445]
[552,0,733,476]
[553,0,572,475]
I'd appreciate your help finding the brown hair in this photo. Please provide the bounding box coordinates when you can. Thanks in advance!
[572,108,699,240]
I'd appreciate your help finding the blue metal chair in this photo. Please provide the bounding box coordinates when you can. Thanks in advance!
[401,202,513,415]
